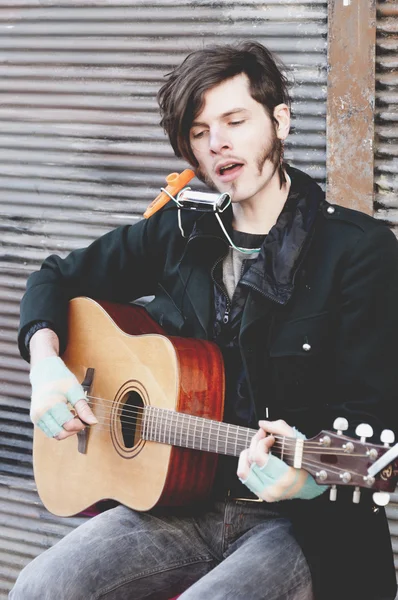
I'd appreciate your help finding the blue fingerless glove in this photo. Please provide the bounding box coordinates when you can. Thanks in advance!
[30,356,86,437]
[240,428,328,502]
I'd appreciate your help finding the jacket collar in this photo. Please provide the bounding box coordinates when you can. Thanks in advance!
[185,165,324,306]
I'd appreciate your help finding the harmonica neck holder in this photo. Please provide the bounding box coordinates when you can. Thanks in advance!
[164,187,262,254]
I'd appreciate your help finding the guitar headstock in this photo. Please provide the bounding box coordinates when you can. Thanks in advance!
[302,420,397,505]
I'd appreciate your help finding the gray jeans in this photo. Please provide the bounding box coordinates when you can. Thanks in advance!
[9,499,313,600]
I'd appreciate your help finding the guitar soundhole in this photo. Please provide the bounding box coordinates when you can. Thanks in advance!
[121,391,144,448]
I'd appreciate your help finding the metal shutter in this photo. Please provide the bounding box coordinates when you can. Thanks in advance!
[1,1,327,596]
[375,0,398,238]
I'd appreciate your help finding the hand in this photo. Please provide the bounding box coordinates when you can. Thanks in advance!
[29,356,98,440]
[237,419,328,502]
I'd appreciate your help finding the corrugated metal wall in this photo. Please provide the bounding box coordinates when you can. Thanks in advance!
[3,1,394,597]
[375,0,398,236]
[375,0,398,587]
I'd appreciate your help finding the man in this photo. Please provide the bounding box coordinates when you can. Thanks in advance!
[11,42,398,599]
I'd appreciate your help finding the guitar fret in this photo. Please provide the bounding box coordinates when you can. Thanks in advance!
[216,421,221,454]
[147,406,153,440]
[146,406,150,440]
[207,420,212,452]
[153,407,157,442]
[225,423,230,455]
[150,407,154,441]
[168,410,172,445]
[159,408,163,443]
[142,406,147,440]
[198,415,203,450]
[184,414,188,448]
[192,415,198,450]
[187,415,192,449]
[200,418,204,451]
[281,436,285,461]
[162,409,167,445]
[157,407,161,442]
[169,411,173,444]
[174,412,179,446]
[180,413,184,447]
[158,408,162,443]
[151,407,156,441]
[234,426,238,456]
[180,413,185,447]
[158,408,162,444]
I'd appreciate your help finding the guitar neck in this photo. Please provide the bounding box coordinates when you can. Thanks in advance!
[140,407,398,495]
[143,405,276,459]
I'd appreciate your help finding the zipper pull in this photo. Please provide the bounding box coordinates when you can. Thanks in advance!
[223,305,231,324]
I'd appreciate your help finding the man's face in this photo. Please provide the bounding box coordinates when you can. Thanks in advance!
[189,73,286,205]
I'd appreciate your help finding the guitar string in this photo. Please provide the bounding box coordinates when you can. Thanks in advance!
[69,420,375,479]
[84,395,359,446]
[79,404,376,455]
[78,400,376,456]
[67,398,378,479]
[83,417,370,455]
[75,419,374,461]
[85,393,379,448]
[86,394,379,449]
[66,419,370,481]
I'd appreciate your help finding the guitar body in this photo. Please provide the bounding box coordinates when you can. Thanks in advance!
[33,297,225,516]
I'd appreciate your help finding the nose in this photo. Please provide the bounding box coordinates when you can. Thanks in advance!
[209,127,232,155]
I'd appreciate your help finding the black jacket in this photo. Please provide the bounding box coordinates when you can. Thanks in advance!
[19,166,398,599]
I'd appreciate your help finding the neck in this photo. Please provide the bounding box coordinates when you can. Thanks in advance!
[232,170,290,234]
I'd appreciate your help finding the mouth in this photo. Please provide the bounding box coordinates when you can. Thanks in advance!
[216,162,244,182]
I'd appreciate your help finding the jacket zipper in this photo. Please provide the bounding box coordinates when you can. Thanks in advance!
[240,280,285,306]
[210,253,231,324]
[223,304,231,324]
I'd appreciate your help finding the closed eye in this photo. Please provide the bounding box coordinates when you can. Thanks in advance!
[192,130,208,139]
[229,120,244,126]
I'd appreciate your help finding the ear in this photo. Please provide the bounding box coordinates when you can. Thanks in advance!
[273,104,290,140]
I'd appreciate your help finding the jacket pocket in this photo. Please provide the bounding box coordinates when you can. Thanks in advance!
[268,312,335,417]
[269,311,333,357]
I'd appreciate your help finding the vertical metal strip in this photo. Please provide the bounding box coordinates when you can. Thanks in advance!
[374,0,398,232]
[327,0,376,214]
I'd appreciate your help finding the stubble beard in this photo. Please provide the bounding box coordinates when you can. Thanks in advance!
[195,130,281,200]
[256,127,280,180]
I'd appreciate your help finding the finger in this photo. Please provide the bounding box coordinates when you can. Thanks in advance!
[253,436,274,468]
[62,416,86,433]
[249,429,266,451]
[237,449,251,480]
[258,419,295,438]
[74,398,98,425]
[55,427,83,441]
[248,429,266,462]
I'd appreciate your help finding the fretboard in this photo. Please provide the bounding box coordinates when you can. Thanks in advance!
[142,406,257,457]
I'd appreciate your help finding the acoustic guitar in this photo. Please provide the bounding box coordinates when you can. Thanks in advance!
[33,297,398,516]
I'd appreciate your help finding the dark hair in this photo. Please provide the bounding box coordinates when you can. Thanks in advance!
[157,41,291,170]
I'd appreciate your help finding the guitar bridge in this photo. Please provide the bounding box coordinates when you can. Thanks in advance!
[77,368,95,454]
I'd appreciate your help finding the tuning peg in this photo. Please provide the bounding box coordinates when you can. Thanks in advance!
[330,485,337,501]
[333,417,348,435]
[372,492,390,507]
[352,487,361,503]
[380,430,395,447]
[355,423,373,442]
